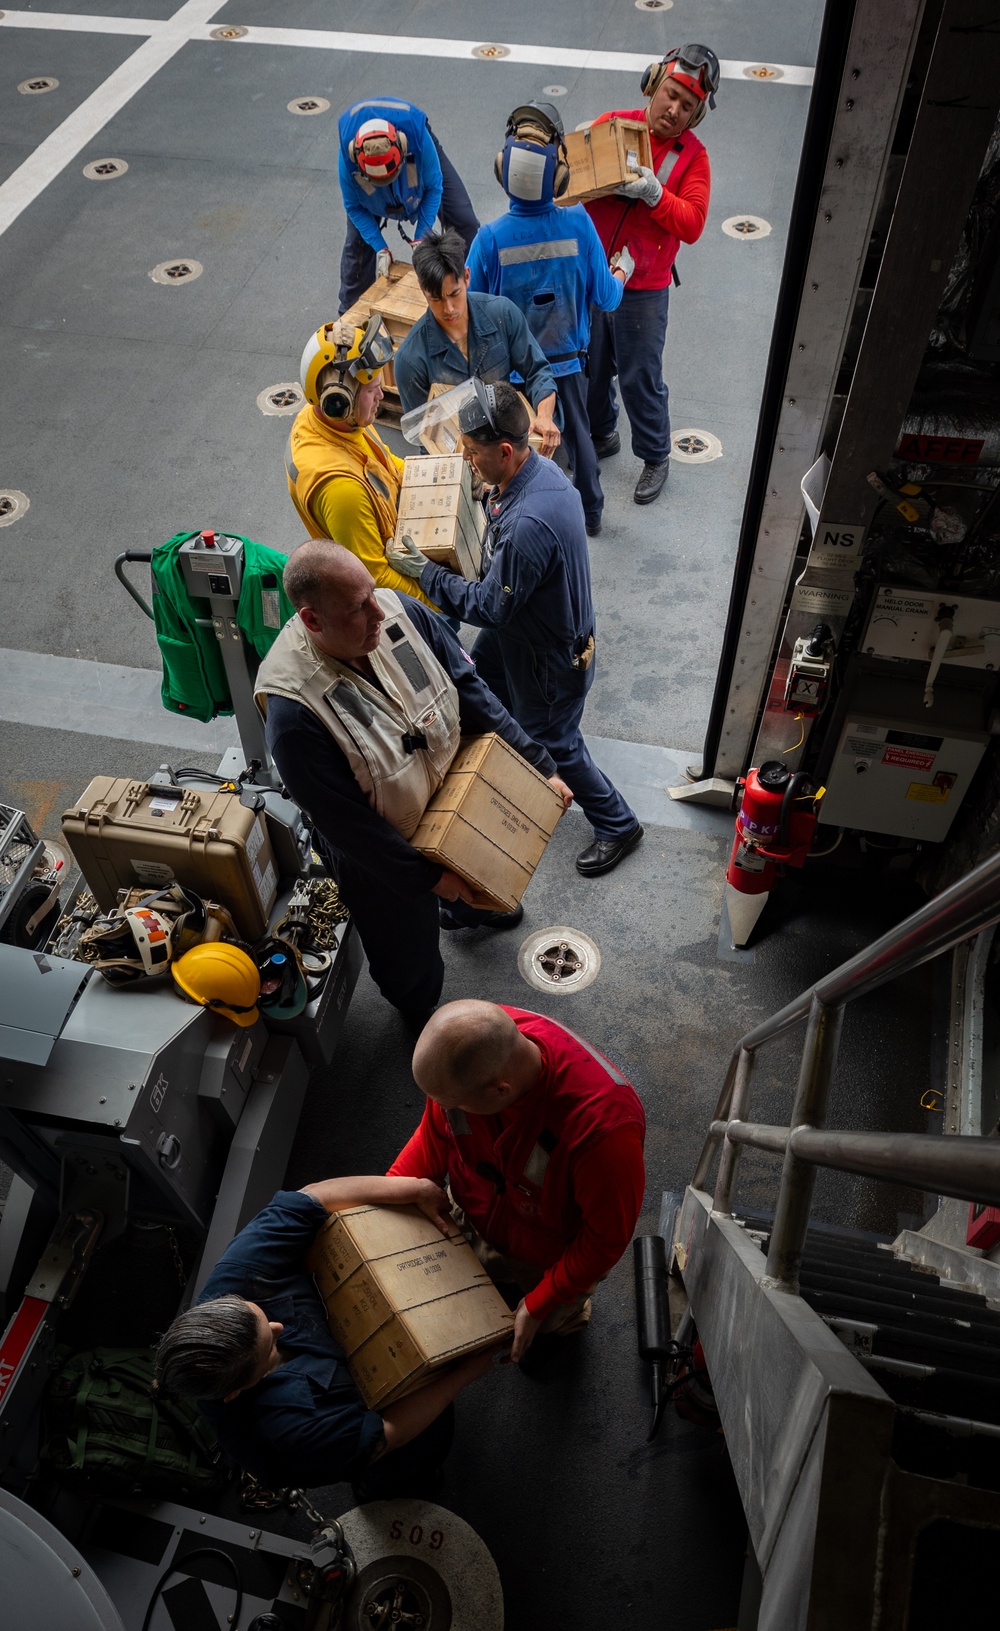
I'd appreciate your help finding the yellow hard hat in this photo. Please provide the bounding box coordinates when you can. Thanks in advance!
[172,942,261,1027]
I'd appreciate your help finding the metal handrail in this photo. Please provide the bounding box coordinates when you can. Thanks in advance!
[692,844,1000,1290]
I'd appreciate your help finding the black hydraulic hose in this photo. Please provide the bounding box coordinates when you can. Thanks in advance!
[779,772,814,845]
[140,1546,243,1631]
[697,0,858,780]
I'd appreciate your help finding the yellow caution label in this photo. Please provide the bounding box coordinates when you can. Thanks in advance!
[906,781,951,804]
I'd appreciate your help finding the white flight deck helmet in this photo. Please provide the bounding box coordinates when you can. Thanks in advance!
[79,885,202,985]
[299,314,395,425]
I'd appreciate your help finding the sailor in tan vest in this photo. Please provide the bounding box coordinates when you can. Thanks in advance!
[285,315,440,611]
[254,540,572,1032]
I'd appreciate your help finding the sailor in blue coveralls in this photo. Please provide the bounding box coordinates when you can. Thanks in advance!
[390,381,644,878]
[337,98,480,313]
[466,102,634,537]
[153,1182,499,1501]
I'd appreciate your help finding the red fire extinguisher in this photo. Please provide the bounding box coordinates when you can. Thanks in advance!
[727,760,821,899]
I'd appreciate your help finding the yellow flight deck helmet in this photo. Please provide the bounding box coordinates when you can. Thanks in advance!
[172,942,261,1027]
[300,313,395,422]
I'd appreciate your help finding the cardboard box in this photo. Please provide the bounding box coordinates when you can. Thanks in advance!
[412,733,564,911]
[394,454,485,580]
[61,778,278,939]
[307,1204,513,1408]
[557,117,652,205]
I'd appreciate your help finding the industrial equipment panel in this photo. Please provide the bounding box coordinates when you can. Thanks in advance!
[819,716,987,840]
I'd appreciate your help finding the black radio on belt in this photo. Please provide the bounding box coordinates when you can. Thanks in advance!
[401,731,429,754]
[476,1160,506,1194]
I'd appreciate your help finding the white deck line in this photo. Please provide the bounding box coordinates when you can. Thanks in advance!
[0,3,813,239]
[186,25,815,85]
[0,10,815,85]
[0,9,163,34]
[0,0,224,239]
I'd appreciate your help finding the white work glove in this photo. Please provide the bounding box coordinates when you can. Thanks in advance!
[386,533,428,580]
[617,165,663,208]
[376,248,393,279]
[610,245,635,284]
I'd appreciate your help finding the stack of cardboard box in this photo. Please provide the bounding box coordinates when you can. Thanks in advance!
[394,454,486,580]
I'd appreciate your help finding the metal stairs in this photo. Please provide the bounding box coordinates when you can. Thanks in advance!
[745,1215,1000,1418]
[674,845,1000,1630]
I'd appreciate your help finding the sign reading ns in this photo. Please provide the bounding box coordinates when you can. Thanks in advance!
[812,522,863,564]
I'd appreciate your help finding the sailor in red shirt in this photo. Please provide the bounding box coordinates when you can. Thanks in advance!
[585,45,718,506]
[388,1000,646,1364]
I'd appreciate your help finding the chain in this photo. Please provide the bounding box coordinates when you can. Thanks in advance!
[306,878,349,947]
[287,1487,332,1530]
[273,878,349,953]
[239,1470,290,1511]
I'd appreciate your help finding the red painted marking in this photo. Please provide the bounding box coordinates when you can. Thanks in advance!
[895,433,984,464]
[0,1297,48,1404]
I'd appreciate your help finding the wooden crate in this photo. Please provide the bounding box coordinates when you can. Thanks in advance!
[341,263,427,410]
[557,117,652,206]
[340,264,426,341]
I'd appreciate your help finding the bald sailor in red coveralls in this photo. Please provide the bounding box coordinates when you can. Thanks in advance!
[388,999,646,1364]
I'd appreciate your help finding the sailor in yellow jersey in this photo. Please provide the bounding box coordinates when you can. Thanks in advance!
[286,315,440,611]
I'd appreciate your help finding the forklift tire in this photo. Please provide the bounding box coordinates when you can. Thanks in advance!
[339,1500,503,1631]
[0,883,60,951]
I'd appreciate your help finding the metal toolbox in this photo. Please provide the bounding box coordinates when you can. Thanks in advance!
[62,778,278,939]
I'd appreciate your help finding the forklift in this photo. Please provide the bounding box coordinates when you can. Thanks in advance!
[0,531,502,1629]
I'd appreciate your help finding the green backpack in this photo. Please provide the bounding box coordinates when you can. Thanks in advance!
[39,1347,225,1500]
[151,531,296,723]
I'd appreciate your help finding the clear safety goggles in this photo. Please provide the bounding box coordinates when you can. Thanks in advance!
[348,314,395,383]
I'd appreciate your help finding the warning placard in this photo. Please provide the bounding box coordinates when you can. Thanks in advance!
[883,746,935,771]
[907,782,951,804]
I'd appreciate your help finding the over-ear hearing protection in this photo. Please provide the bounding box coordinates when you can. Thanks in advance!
[640,46,720,129]
[494,102,571,203]
[640,59,668,100]
[318,379,358,422]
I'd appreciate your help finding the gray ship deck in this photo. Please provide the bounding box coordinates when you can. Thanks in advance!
[1,5,938,1627]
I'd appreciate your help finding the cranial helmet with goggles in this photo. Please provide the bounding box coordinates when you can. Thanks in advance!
[300,314,395,424]
[348,117,409,185]
[457,376,530,445]
[640,44,721,126]
[79,884,206,986]
[494,101,571,205]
